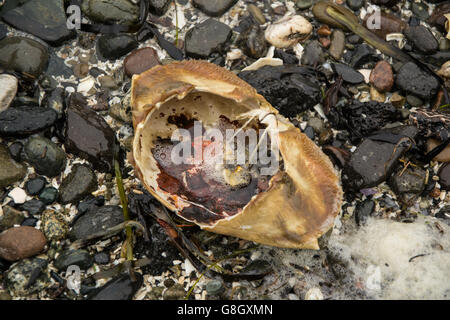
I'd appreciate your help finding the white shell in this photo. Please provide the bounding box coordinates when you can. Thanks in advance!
[265,15,312,49]
[0,74,18,113]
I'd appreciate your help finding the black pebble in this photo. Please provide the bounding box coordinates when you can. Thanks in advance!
[25,176,46,196]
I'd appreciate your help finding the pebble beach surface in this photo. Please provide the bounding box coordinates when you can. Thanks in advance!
[0,0,449,300]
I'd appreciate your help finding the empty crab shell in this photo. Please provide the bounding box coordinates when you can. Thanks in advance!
[130,60,342,249]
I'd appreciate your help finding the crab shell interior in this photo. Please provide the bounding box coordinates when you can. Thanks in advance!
[130,60,342,249]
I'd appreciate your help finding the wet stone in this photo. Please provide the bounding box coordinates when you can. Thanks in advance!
[24,136,66,177]
[97,34,138,61]
[369,61,394,93]
[69,205,124,241]
[25,177,46,196]
[347,0,364,10]
[354,199,375,226]
[329,30,345,60]
[149,0,172,16]
[81,0,140,26]
[438,163,450,191]
[238,65,321,117]
[41,87,66,119]
[405,25,438,54]
[124,47,161,77]
[21,218,38,227]
[2,0,75,46]
[396,62,440,100]
[54,249,93,271]
[248,4,266,25]
[301,40,325,66]
[39,187,58,205]
[344,135,413,190]
[411,2,430,21]
[0,36,48,78]
[0,144,26,189]
[59,164,97,205]
[332,63,364,84]
[238,24,267,59]
[88,273,143,300]
[40,210,68,241]
[65,94,118,173]
[185,19,232,59]
[389,166,426,197]
[0,206,25,232]
[7,142,23,163]
[45,54,74,79]
[406,95,423,108]
[20,200,46,216]
[0,226,47,261]
[0,74,18,113]
[0,105,58,137]
[5,257,49,296]
[349,44,378,68]
[94,252,110,265]
[296,0,314,10]
[192,0,238,17]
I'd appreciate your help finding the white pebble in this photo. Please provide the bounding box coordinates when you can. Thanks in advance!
[8,187,27,204]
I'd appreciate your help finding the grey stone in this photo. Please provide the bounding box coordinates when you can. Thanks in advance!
[0,144,26,189]
[24,136,66,178]
[81,0,140,26]
[192,0,238,17]
[59,164,98,204]
[185,19,232,58]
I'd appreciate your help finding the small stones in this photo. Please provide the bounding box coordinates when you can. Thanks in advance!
[38,187,58,205]
[368,61,394,93]
[0,36,49,78]
[438,163,450,191]
[88,273,143,300]
[192,0,238,17]
[296,0,314,10]
[5,257,49,295]
[396,62,440,100]
[94,252,110,265]
[149,0,172,16]
[25,177,46,196]
[1,0,75,46]
[389,166,426,204]
[185,19,232,58]
[329,30,345,60]
[24,136,66,178]
[8,187,27,204]
[332,63,364,84]
[347,0,365,11]
[405,25,438,54]
[163,283,186,300]
[248,4,266,25]
[411,2,430,21]
[0,144,26,189]
[59,164,98,204]
[265,15,312,49]
[124,47,161,77]
[205,280,225,296]
[96,34,138,61]
[20,200,46,216]
[73,63,90,78]
[54,249,93,271]
[301,40,325,66]
[0,226,47,261]
[69,205,124,241]
[40,209,68,241]
[0,74,18,113]
[237,24,267,59]
[0,105,58,137]
[65,94,118,172]
[81,0,140,26]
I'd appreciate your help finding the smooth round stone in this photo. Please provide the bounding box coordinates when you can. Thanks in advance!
[405,25,438,54]
[248,4,266,24]
[20,199,46,216]
[25,177,46,196]
[81,0,140,26]
[0,74,18,113]
[295,0,314,9]
[21,217,38,227]
[58,164,98,204]
[192,0,238,17]
[97,34,138,61]
[0,144,26,189]
[24,136,66,177]
[0,226,47,261]
[40,210,68,241]
[0,36,48,78]
[347,0,364,10]
[94,252,110,265]
[1,0,76,46]
[123,47,161,77]
[205,280,224,296]
[8,187,27,204]
[369,61,394,93]
[38,187,58,205]
[54,249,93,271]
[0,105,58,137]
[330,30,345,60]
[185,19,232,58]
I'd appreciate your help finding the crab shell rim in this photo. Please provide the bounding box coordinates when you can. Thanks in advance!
[129,60,343,249]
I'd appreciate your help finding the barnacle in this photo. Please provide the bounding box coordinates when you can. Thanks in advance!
[130,60,342,249]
